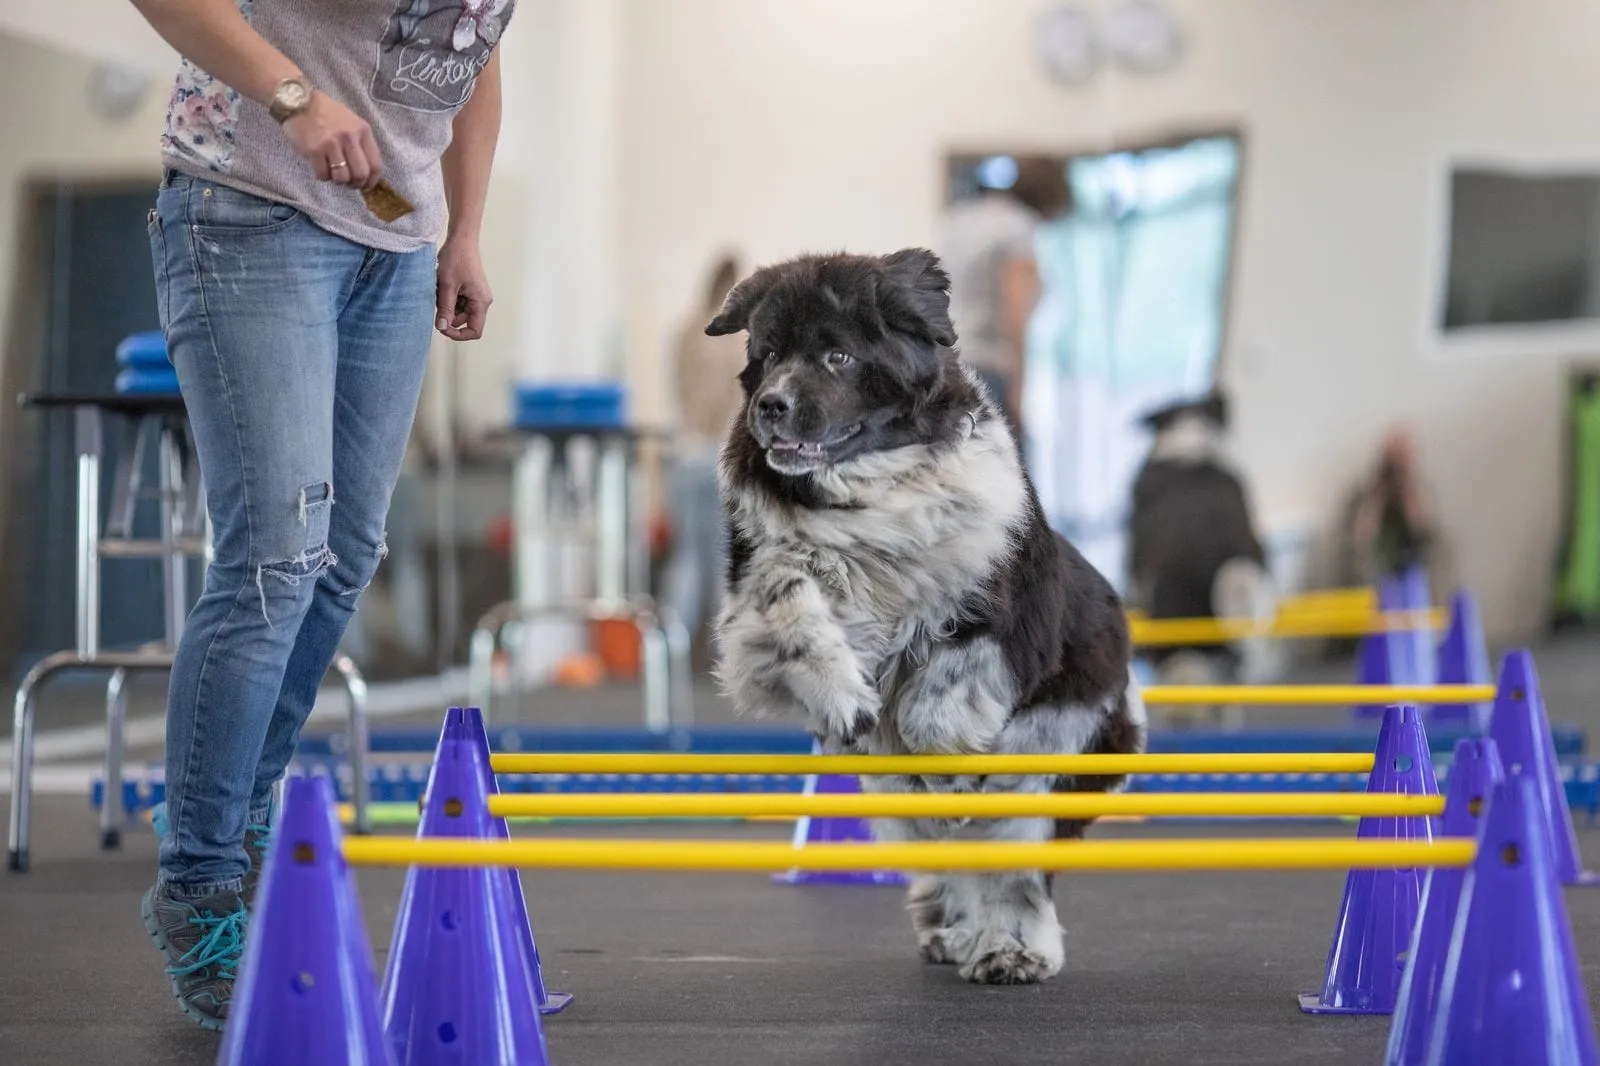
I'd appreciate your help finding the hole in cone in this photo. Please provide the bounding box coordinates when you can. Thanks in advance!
[1468,796,1484,817]
[1511,688,1525,700]
[293,842,315,864]
[1501,842,1522,867]
[438,1022,458,1044]
[292,971,315,994]
[1393,755,1414,774]
[440,909,459,931]
[444,797,464,817]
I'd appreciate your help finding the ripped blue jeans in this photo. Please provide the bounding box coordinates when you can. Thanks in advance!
[149,171,434,896]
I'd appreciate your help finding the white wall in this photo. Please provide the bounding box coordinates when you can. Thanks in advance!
[606,0,1600,641]
[8,1,1597,642]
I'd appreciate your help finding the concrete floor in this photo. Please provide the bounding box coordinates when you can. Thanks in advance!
[6,800,1597,1066]
[2,632,1599,1064]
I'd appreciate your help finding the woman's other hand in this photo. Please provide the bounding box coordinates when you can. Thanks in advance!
[436,238,492,341]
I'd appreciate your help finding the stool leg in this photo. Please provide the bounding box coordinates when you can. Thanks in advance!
[468,620,501,723]
[637,615,671,733]
[8,684,36,871]
[659,605,695,734]
[101,668,129,850]
[333,655,370,835]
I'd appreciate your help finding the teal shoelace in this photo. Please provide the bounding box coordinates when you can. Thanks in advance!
[247,818,273,858]
[168,905,248,982]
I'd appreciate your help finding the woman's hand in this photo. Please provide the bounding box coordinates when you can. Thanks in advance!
[436,238,492,341]
[282,94,384,190]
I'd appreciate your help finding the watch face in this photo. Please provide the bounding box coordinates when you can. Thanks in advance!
[279,80,311,109]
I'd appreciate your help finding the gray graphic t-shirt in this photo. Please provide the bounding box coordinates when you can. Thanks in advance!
[160,0,513,253]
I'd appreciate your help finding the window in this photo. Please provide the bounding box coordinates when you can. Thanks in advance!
[944,132,1243,586]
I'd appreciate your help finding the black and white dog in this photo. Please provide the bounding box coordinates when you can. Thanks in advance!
[706,248,1145,985]
[1127,393,1279,726]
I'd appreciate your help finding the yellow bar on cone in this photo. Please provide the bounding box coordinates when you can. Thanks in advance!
[340,836,1476,873]
[1131,608,1444,646]
[487,752,1379,777]
[1141,684,1494,706]
[485,792,1444,820]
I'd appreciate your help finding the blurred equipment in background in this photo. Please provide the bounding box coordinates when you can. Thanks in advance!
[662,252,747,669]
[1127,391,1278,728]
[1552,369,1600,630]
[937,155,1071,432]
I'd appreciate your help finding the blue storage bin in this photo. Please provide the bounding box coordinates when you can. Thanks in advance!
[115,367,181,396]
[115,330,171,369]
[511,380,627,429]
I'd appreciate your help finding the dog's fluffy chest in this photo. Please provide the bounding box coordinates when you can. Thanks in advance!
[746,431,1025,664]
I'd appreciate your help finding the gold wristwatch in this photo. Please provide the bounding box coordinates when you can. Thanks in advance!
[268,76,314,124]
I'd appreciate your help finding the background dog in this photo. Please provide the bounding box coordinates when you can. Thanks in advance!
[1127,392,1279,728]
[706,248,1145,985]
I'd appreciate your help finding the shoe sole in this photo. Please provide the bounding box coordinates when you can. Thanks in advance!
[140,888,228,1033]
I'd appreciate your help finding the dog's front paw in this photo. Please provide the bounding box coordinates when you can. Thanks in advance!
[809,703,879,747]
[959,935,1062,985]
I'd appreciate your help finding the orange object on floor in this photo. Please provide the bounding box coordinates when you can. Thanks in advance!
[592,618,641,679]
[554,652,607,688]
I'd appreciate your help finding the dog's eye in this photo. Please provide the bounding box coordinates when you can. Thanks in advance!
[759,349,777,364]
[825,351,854,367]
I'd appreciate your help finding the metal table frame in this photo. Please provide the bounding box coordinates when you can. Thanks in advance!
[7,394,371,873]
[467,426,693,732]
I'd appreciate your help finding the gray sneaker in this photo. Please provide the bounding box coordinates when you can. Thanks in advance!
[141,884,247,1031]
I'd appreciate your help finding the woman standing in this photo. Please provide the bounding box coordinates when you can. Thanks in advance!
[131,0,511,1030]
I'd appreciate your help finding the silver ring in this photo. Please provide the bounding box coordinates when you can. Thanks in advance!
[330,160,348,169]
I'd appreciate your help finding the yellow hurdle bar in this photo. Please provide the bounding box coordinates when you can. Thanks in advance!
[1130,608,1445,647]
[487,752,1378,777]
[486,792,1445,820]
[339,836,1477,873]
[1141,683,1495,706]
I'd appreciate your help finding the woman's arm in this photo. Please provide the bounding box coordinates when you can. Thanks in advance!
[131,0,383,187]
[435,51,503,341]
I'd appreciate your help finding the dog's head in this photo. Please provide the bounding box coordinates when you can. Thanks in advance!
[1139,391,1230,466]
[706,248,977,478]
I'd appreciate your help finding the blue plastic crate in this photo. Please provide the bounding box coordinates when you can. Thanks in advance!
[115,367,181,395]
[115,330,170,369]
[511,381,626,430]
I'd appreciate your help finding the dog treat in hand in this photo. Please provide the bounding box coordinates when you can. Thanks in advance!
[361,181,415,223]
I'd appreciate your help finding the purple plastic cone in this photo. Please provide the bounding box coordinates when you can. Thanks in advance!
[1430,590,1491,728]
[1398,565,1437,686]
[217,775,392,1066]
[1353,587,1403,719]
[379,722,551,1066]
[774,741,907,886]
[1300,704,1440,1014]
[1487,650,1597,886]
[1384,737,1505,1065]
[457,707,573,1014]
[1422,775,1600,1065]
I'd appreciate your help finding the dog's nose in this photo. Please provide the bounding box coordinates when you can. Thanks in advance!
[756,390,792,424]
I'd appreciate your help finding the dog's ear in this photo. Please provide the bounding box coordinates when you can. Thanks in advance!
[877,248,958,348]
[705,266,778,337]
